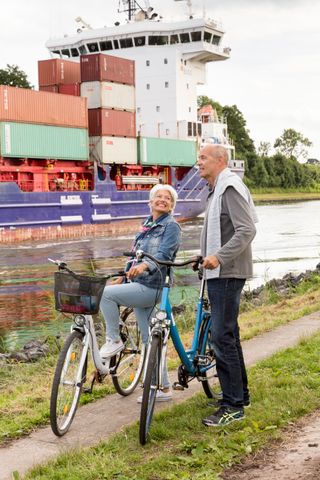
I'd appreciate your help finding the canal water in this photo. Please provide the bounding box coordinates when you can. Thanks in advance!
[0,200,319,352]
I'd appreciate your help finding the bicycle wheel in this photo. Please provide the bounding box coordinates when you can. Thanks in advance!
[111,308,146,396]
[139,334,161,445]
[50,329,87,436]
[198,316,219,399]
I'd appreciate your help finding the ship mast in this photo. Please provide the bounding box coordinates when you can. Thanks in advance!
[118,0,144,21]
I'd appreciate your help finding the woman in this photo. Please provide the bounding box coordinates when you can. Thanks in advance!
[99,184,181,401]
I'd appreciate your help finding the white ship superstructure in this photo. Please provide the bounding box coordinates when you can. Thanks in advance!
[46,1,231,141]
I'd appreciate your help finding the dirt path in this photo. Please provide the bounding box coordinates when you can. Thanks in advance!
[221,410,320,480]
[0,311,320,480]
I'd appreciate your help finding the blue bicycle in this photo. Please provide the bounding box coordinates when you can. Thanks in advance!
[127,250,218,445]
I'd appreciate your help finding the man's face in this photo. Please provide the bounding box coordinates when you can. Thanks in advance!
[197,146,221,184]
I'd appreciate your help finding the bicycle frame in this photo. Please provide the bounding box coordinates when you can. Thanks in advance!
[144,269,212,389]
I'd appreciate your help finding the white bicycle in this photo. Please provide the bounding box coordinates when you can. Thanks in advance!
[49,259,146,436]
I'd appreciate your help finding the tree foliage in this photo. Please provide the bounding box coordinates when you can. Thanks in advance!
[197,95,318,190]
[274,128,312,160]
[0,64,32,89]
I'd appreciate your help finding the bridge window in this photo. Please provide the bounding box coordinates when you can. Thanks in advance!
[113,39,119,49]
[164,58,168,64]
[87,42,99,52]
[212,35,221,45]
[79,45,87,54]
[191,31,202,41]
[61,49,71,57]
[165,81,169,88]
[134,36,146,46]
[120,38,133,48]
[100,40,113,50]
[71,48,79,57]
[146,60,150,66]
[149,35,169,45]
[180,33,190,43]
[170,34,179,44]
[204,31,212,43]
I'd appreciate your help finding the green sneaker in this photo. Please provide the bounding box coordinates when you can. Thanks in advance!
[202,406,245,427]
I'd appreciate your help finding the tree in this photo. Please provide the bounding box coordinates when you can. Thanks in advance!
[274,128,312,160]
[221,105,256,159]
[0,64,32,89]
[257,141,271,158]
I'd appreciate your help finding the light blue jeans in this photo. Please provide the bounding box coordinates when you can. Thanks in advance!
[100,281,170,388]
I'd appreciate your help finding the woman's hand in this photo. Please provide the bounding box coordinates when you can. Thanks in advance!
[126,262,149,280]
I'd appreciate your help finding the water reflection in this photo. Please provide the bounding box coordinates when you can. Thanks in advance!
[0,200,319,351]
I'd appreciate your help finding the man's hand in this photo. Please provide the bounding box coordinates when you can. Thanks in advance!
[202,255,220,270]
[126,262,149,280]
[111,276,124,285]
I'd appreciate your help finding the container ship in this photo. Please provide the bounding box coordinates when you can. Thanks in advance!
[0,0,244,243]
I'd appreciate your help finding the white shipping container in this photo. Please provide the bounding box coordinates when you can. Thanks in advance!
[89,136,137,165]
[81,82,135,111]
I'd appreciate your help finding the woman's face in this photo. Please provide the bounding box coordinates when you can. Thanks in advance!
[150,189,174,217]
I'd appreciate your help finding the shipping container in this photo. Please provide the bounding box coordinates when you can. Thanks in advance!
[80,53,135,85]
[89,136,137,164]
[81,81,135,111]
[88,109,136,137]
[0,122,89,160]
[138,137,197,167]
[0,85,88,129]
[39,85,59,93]
[58,83,81,96]
[38,59,81,86]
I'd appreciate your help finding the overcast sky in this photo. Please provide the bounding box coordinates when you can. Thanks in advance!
[1,0,319,159]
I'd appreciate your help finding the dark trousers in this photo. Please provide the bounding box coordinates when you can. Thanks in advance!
[207,278,249,409]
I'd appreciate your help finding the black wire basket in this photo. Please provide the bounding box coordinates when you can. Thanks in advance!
[54,271,107,314]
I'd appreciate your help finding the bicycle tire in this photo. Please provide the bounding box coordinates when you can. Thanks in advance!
[50,329,86,436]
[198,316,219,399]
[111,308,146,396]
[139,334,161,445]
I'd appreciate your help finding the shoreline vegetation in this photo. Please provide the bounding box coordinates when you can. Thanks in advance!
[251,189,320,203]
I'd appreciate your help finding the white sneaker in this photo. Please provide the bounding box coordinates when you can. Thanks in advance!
[100,338,124,358]
[137,389,172,404]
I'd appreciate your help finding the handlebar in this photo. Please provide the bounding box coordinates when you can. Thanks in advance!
[122,250,203,269]
[48,258,126,280]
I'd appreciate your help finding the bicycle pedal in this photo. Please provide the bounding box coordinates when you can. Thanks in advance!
[172,382,185,391]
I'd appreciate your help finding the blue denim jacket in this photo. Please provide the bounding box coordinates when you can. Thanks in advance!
[132,213,181,289]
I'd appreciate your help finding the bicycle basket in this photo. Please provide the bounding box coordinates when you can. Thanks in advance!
[54,271,107,314]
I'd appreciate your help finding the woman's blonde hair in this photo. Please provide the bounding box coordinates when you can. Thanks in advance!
[149,184,178,212]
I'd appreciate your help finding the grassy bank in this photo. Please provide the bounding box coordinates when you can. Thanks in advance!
[1,273,319,446]
[25,333,320,480]
[251,189,320,203]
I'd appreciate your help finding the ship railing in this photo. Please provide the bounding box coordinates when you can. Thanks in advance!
[121,175,159,186]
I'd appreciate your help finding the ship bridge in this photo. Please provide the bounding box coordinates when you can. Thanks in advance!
[46,17,230,63]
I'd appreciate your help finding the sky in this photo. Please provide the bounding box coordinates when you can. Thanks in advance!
[1,0,319,160]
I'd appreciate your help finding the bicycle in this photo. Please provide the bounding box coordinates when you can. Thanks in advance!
[124,250,218,445]
[49,259,146,436]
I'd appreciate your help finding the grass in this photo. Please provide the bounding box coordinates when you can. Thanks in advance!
[24,333,320,479]
[251,189,320,203]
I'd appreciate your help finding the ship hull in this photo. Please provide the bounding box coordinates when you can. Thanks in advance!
[0,165,207,243]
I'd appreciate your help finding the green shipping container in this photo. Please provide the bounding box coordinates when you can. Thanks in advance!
[138,137,197,167]
[0,122,89,160]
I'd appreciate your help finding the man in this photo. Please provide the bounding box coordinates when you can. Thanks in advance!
[198,144,257,427]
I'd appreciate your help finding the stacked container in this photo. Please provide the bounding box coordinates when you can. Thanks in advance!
[38,59,81,96]
[80,53,137,165]
[0,85,88,160]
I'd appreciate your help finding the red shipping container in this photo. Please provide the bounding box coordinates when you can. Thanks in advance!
[0,85,88,129]
[58,83,81,96]
[88,109,136,137]
[39,85,59,93]
[80,53,135,86]
[38,59,81,86]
